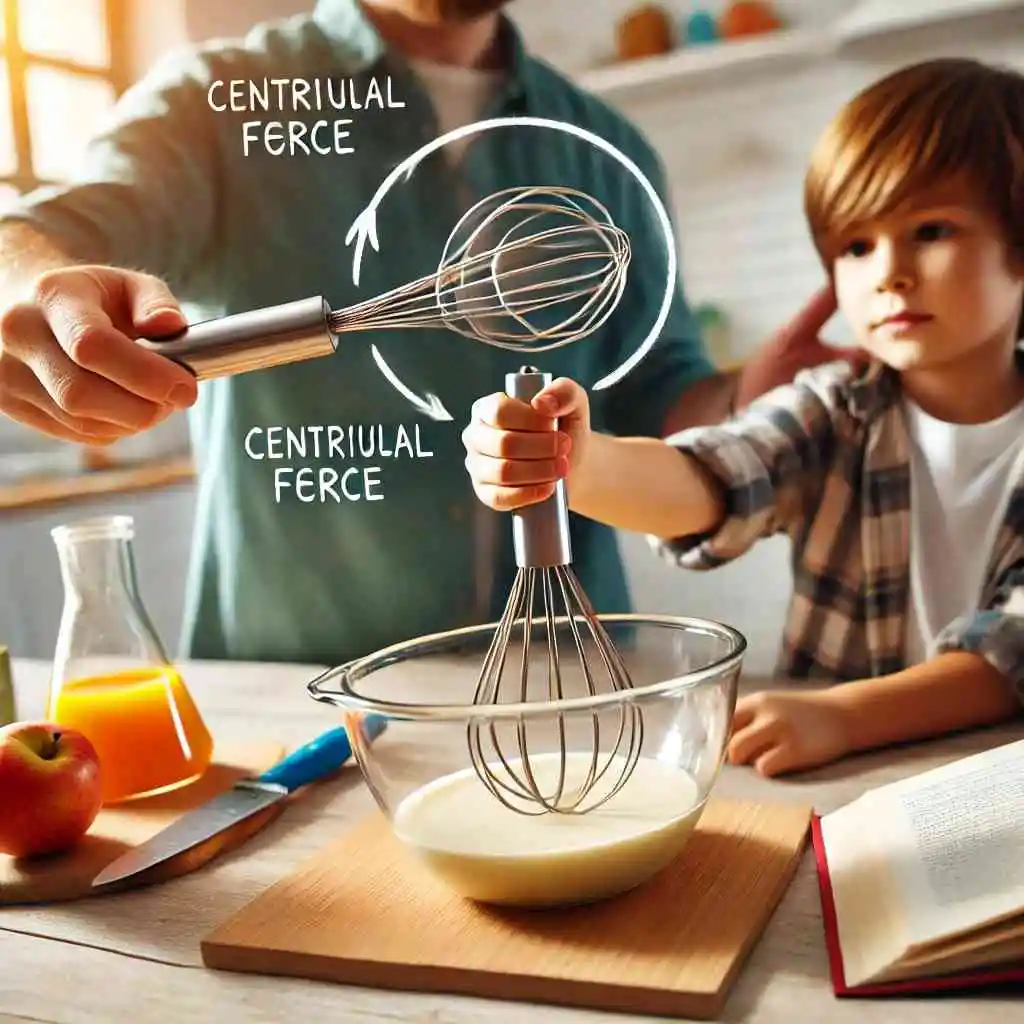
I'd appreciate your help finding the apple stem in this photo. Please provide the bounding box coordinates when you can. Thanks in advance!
[42,731,61,760]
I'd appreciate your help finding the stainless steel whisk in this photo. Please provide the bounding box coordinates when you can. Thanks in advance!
[467,366,644,817]
[135,186,630,379]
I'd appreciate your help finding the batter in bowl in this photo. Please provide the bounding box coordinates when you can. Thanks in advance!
[392,752,706,907]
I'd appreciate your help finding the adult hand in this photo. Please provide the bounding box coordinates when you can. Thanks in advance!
[726,688,853,776]
[735,284,863,410]
[0,265,198,445]
[462,376,590,511]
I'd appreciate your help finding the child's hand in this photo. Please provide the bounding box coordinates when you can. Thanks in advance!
[726,689,851,776]
[462,376,591,511]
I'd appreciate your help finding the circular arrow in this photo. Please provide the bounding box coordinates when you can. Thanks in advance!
[345,116,675,393]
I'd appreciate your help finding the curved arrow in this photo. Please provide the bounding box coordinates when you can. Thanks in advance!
[369,344,453,421]
[346,115,675,409]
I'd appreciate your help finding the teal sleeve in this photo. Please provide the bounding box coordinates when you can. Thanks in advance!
[597,141,715,439]
[0,49,221,298]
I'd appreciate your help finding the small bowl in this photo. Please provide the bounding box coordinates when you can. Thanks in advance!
[308,613,745,908]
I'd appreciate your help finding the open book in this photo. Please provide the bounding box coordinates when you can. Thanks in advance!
[811,737,1024,995]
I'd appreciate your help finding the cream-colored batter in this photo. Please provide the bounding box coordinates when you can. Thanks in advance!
[392,752,706,907]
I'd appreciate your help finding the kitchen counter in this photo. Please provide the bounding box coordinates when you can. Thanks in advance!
[0,454,195,514]
[2,657,1020,1023]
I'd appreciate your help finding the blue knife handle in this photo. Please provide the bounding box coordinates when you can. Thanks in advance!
[257,714,387,792]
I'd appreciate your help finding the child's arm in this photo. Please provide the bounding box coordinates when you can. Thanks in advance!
[729,567,1024,776]
[728,653,1020,777]
[463,364,851,558]
[563,433,724,539]
[831,651,1019,752]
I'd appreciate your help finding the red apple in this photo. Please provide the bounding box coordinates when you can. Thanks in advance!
[0,722,103,858]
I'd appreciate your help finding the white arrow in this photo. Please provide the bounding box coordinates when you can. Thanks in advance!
[343,208,379,288]
[370,344,453,421]
[346,115,675,409]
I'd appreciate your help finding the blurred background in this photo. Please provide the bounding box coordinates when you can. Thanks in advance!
[1,0,1022,670]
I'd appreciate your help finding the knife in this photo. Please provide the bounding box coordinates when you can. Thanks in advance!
[90,714,386,892]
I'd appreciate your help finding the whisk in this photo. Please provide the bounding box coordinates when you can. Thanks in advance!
[467,365,644,816]
[134,186,630,380]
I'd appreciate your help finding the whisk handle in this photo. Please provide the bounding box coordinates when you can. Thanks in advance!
[505,366,572,568]
[134,296,338,381]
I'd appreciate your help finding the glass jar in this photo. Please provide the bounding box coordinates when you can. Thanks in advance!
[47,514,213,804]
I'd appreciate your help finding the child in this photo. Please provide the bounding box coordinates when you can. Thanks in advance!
[461,57,1024,777]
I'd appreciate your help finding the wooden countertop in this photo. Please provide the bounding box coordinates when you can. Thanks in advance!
[2,658,1020,1023]
[0,454,195,513]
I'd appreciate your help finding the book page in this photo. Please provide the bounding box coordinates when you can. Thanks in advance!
[821,738,1024,987]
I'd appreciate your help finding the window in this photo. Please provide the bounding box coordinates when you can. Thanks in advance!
[0,0,129,209]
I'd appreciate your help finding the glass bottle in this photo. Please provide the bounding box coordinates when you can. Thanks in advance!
[47,514,213,804]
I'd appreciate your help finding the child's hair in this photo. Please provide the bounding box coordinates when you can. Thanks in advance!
[804,58,1024,338]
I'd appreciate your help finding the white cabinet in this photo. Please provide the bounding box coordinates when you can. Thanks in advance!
[0,483,197,660]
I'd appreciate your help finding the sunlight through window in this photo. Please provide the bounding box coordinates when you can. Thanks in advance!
[0,0,125,194]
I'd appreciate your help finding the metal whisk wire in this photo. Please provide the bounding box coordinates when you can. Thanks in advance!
[133,185,630,382]
[327,186,630,352]
[466,367,644,816]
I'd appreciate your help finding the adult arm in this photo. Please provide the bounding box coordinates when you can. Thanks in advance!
[0,51,223,441]
[732,284,863,413]
[0,47,221,301]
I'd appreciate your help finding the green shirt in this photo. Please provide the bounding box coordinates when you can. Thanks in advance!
[4,0,714,665]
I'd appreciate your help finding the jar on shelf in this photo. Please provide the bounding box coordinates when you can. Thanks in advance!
[616,4,675,62]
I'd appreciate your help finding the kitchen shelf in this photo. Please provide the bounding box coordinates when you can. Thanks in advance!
[0,454,195,513]
[835,0,1024,42]
[573,0,1024,101]
[578,28,831,100]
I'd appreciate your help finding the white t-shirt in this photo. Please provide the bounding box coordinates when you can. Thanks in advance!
[407,57,506,164]
[903,396,1024,665]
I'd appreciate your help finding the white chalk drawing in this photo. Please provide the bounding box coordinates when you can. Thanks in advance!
[345,116,675,419]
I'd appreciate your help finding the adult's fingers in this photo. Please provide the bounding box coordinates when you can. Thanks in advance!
[121,271,198,407]
[0,391,121,445]
[0,357,132,440]
[29,345,173,430]
[34,270,195,404]
[3,303,172,430]
[121,271,188,337]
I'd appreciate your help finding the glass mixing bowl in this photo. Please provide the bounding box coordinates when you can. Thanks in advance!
[308,613,745,908]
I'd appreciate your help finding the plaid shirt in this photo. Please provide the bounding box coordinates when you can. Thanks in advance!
[652,359,1024,699]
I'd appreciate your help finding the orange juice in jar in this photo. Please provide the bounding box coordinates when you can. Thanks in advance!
[48,516,213,804]
[47,664,213,805]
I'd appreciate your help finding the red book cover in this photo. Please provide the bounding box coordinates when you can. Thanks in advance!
[810,814,1024,997]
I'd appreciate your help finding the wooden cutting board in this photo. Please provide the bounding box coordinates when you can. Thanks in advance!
[202,797,812,1019]
[0,739,284,905]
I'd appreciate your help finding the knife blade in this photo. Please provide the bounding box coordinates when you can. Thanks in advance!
[90,714,386,892]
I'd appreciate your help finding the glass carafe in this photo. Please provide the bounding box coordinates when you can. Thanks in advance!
[47,515,213,804]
